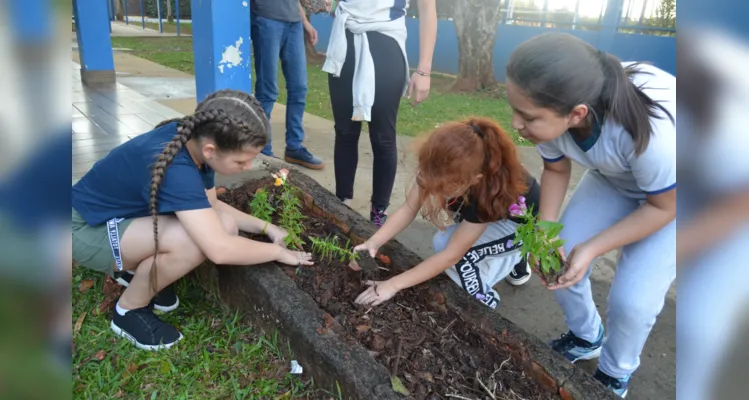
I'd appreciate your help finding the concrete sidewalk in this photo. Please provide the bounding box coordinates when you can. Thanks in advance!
[71,49,675,400]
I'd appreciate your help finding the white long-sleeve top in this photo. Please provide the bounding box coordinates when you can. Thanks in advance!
[322,0,410,122]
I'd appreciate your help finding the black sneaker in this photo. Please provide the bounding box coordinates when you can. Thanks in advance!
[593,369,631,398]
[506,259,532,286]
[114,272,180,312]
[370,206,388,228]
[110,303,183,351]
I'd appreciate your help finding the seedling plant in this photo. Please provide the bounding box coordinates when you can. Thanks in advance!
[509,196,569,286]
[309,235,360,264]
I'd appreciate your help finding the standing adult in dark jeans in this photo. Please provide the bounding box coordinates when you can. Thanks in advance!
[251,0,324,170]
[323,0,437,227]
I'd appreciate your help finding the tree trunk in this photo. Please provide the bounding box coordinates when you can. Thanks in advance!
[114,0,124,21]
[452,0,502,91]
[166,0,174,23]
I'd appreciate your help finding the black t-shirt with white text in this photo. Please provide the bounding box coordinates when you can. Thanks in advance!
[447,172,540,224]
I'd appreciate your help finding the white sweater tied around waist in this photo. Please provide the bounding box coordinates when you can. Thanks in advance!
[322,0,409,122]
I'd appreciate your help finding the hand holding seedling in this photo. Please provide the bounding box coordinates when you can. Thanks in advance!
[353,240,381,257]
[546,242,596,290]
[355,280,399,306]
[510,197,571,288]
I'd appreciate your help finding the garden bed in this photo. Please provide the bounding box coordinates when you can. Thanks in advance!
[198,164,617,400]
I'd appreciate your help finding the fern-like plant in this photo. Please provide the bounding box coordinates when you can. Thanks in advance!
[309,235,359,263]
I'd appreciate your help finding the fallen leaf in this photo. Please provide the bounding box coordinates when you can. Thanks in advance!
[94,350,106,361]
[355,324,370,334]
[159,360,170,374]
[114,389,125,398]
[371,335,387,351]
[79,279,95,293]
[376,254,391,265]
[124,362,138,377]
[347,260,362,271]
[390,376,410,396]
[417,372,434,383]
[96,298,115,315]
[74,312,87,337]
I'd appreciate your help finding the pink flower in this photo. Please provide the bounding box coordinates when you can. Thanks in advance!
[509,204,524,216]
[518,196,526,206]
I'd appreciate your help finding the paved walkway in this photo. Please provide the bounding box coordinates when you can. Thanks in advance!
[70,51,676,399]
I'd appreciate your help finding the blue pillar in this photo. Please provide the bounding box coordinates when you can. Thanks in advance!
[72,0,116,84]
[191,0,252,102]
[597,0,623,52]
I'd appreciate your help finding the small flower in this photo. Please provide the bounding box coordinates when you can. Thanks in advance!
[509,204,524,216]
[518,196,526,206]
[274,177,283,186]
[279,168,289,179]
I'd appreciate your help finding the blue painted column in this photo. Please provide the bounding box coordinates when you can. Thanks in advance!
[596,0,624,52]
[191,0,252,102]
[72,0,116,84]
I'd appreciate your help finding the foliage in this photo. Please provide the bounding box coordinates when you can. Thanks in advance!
[271,169,306,249]
[509,197,566,274]
[71,267,324,398]
[309,235,359,263]
[249,188,275,223]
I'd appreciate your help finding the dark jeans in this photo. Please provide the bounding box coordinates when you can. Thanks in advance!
[251,14,307,154]
[328,30,406,209]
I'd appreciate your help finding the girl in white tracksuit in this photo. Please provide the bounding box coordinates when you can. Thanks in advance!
[504,33,677,397]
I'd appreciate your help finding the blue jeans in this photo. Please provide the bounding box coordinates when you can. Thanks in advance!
[251,15,308,154]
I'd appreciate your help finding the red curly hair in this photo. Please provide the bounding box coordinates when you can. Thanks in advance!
[416,117,527,224]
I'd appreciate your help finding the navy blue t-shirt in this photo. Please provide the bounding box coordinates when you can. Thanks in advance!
[72,122,215,226]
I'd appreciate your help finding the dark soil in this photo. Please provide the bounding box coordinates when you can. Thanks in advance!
[219,180,550,400]
[539,254,570,288]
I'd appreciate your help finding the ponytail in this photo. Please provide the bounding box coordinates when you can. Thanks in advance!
[598,54,674,155]
[470,119,527,222]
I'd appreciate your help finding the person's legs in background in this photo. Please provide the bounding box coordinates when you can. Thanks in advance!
[281,21,324,169]
[366,32,405,226]
[330,30,362,206]
[251,15,284,157]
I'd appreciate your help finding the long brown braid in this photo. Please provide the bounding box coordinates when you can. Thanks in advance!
[147,90,269,294]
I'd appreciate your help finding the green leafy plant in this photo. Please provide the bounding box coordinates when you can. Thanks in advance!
[309,235,359,263]
[249,188,275,223]
[510,196,568,285]
[271,168,306,249]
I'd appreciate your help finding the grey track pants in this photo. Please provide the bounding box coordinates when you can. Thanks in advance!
[555,170,676,379]
[433,219,525,309]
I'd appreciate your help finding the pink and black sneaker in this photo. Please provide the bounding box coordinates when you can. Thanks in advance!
[370,206,388,228]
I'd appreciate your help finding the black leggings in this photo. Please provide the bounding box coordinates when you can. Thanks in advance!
[328,30,406,210]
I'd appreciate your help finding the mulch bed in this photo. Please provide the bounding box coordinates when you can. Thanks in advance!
[218,180,550,399]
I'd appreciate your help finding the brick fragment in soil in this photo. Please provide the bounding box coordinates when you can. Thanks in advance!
[220,181,549,399]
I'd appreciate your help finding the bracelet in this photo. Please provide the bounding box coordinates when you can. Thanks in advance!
[415,69,430,77]
[262,221,269,235]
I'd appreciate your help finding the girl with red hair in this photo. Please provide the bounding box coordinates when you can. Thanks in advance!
[354,118,539,308]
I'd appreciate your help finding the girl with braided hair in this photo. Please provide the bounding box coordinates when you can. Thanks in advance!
[354,117,540,310]
[72,90,313,350]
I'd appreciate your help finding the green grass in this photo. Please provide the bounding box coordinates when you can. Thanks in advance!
[73,267,335,399]
[110,36,526,144]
